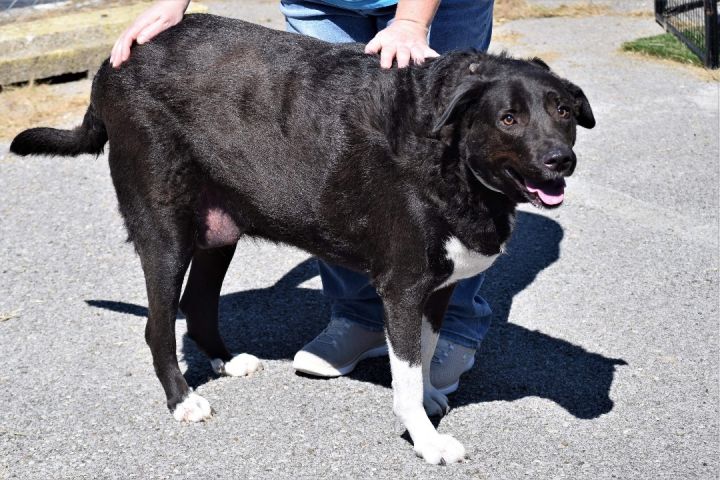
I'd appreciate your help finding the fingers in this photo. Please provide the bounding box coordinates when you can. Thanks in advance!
[109,15,167,69]
[111,34,133,69]
[118,33,134,68]
[121,19,152,57]
[365,20,437,69]
[394,45,410,68]
[370,43,436,69]
[364,36,381,55]
[110,18,151,68]
[380,44,397,69]
[423,46,440,59]
[110,39,121,68]
[136,17,168,44]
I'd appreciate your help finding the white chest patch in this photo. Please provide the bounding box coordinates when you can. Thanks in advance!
[436,236,501,290]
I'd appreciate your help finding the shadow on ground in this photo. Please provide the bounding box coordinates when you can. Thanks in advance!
[87,211,626,420]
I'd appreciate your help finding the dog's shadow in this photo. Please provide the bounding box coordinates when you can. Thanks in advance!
[87,211,626,420]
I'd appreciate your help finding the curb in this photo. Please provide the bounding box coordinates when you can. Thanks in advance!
[0,1,208,86]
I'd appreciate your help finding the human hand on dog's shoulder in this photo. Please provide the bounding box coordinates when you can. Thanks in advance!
[364,0,440,69]
[110,0,191,69]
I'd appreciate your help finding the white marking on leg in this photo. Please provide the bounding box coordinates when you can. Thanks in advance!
[421,318,449,417]
[386,338,465,464]
[437,236,503,290]
[211,353,263,377]
[172,392,212,423]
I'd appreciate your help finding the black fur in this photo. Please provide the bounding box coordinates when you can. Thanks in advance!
[11,14,593,424]
[11,104,107,156]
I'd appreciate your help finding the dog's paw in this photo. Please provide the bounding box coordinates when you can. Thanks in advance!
[423,386,450,417]
[414,434,466,465]
[211,353,263,377]
[172,392,212,423]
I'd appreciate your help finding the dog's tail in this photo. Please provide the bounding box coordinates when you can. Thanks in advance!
[10,102,107,157]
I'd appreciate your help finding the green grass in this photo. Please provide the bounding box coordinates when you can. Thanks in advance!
[622,33,704,67]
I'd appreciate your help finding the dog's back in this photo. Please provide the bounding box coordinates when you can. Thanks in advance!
[14,15,409,258]
[94,14,379,172]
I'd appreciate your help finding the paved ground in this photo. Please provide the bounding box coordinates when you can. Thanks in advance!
[0,1,718,479]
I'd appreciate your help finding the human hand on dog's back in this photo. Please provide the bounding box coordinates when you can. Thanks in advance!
[110,0,190,68]
[365,0,440,68]
[109,0,439,70]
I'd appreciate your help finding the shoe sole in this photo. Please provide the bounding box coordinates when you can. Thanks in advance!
[293,344,389,377]
[435,355,475,395]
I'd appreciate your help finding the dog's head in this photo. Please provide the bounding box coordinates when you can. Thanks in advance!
[433,55,595,208]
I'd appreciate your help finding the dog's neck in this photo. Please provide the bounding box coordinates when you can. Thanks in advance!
[433,141,516,256]
[414,57,517,254]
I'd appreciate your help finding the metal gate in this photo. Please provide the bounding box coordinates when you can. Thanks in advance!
[655,0,719,68]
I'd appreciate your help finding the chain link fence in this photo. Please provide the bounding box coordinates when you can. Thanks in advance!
[655,0,719,68]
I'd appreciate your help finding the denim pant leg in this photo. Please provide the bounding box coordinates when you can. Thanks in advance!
[429,0,494,54]
[281,0,496,348]
[316,264,492,348]
[426,0,495,349]
[281,1,395,41]
[316,261,386,332]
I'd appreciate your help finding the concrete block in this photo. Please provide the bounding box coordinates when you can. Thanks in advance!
[0,1,208,85]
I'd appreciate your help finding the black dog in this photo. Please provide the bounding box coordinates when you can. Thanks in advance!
[11,14,594,464]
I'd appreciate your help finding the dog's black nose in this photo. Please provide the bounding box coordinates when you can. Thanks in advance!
[542,149,574,174]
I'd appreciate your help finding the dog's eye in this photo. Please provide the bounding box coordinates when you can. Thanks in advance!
[557,106,571,119]
[501,114,516,126]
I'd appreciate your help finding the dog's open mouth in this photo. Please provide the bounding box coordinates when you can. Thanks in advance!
[507,169,566,208]
[525,178,565,206]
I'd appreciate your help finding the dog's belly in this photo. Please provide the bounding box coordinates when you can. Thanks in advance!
[437,236,501,290]
[198,207,241,248]
[195,189,243,249]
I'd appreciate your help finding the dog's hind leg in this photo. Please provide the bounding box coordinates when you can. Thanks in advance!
[382,285,466,465]
[131,216,211,423]
[181,245,235,361]
[180,244,263,378]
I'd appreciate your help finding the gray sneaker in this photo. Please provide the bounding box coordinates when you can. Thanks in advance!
[293,318,388,377]
[430,337,476,395]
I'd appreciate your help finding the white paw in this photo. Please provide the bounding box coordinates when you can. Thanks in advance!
[414,434,466,465]
[423,386,449,417]
[211,353,263,377]
[172,392,212,423]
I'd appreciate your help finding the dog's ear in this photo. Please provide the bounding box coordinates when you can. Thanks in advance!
[562,79,595,129]
[530,57,551,71]
[530,57,594,128]
[432,80,489,134]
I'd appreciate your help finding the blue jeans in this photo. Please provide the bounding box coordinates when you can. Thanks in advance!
[280,0,494,349]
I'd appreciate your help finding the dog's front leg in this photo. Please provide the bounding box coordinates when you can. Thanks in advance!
[384,290,465,465]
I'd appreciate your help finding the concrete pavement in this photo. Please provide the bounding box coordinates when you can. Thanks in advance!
[0,1,717,478]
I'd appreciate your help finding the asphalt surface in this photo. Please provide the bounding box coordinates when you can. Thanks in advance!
[0,1,718,478]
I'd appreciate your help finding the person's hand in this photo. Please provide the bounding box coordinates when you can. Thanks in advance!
[364,19,439,69]
[110,0,190,68]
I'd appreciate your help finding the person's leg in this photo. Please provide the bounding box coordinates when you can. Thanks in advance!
[283,1,392,376]
[288,0,497,385]
[281,0,393,43]
[424,0,496,393]
[313,0,496,375]
[293,261,389,376]
[428,0,494,54]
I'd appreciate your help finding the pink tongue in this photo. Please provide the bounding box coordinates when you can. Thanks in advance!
[525,179,566,205]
